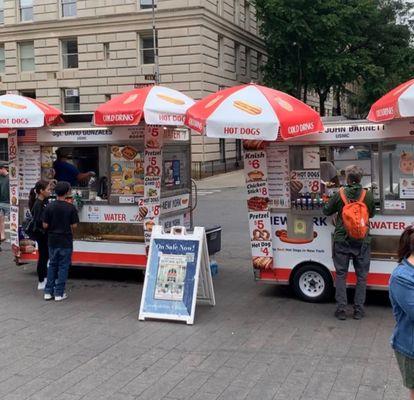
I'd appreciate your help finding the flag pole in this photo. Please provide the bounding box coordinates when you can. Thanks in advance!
[152,0,160,84]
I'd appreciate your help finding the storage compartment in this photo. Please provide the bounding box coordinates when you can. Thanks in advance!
[206,226,222,255]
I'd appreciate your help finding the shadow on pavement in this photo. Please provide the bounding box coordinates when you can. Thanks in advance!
[68,265,144,284]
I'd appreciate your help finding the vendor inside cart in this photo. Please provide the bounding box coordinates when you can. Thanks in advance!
[53,148,95,186]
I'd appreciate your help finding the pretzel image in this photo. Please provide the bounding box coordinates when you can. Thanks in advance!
[156,93,185,105]
[123,94,139,105]
[1,100,27,110]
[205,95,223,109]
[253,229,270,241]
[233,100,262,115]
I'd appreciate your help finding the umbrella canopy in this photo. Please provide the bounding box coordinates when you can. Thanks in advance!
[368,78,414,122]
[185,84,324,140]
[0,94,63,128]
[94,85,195,126]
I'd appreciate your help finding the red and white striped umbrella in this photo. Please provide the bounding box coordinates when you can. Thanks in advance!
[94,85,195,126]
[185,84,324,140]
[0,94,63,128]
[368,78,414,122]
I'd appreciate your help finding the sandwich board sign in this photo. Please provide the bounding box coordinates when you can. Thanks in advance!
[138,225,215,324]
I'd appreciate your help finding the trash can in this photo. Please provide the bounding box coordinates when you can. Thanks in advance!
[206,226,221,276]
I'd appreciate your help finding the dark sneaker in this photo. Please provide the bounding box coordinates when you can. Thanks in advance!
[353,308,365,320]
[335,309,347,320]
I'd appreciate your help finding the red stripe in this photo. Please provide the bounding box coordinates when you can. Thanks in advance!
[258,268,390,287]
[19,251,147,268]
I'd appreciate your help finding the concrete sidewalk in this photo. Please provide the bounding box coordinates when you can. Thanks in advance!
[195,170,244,190]
[0,186,407,400]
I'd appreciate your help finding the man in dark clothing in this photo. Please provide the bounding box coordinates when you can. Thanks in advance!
[53,148,94,187]
[323,165,375,321]
[0,161,9,252]
[43,181,79,301]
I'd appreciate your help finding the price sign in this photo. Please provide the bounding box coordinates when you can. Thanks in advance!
[290,170,321,194]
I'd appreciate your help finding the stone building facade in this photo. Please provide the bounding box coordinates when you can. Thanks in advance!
[0,0,266,176]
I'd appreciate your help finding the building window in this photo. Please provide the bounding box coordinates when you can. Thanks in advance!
[103,43,110,60]
[219,139,226,163]
[61,38,78,69]
[235,43,240,77]
[218,35,224,69]
[0,46,4,73]
[140,34,157,65]
[236,139,242,162]
[244,1,250,30]
[20,0,33,22]
[246,47,251,77]
[257,53,263,82]
[19,42,34,72]
[234,0,240,24]
[140,0,157,9]
[61,0,77,17]
[19,89,36,98]
[0,0,4,24]
[105,94,111,102]
[62,88,80,112]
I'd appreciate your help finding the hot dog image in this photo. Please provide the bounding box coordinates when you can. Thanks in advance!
[274,96,294,112]
[156,93,185,105]
[233,100,262,115]
[139,206,148,220]
[123,93,139,105]
[276,229,318,244]
[1,100,27,110]
[252,257,273,270]
[205,95,223,109]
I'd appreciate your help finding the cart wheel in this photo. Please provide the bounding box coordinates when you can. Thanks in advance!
[292,264,333,303]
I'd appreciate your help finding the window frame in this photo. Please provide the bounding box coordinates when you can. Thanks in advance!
[0,0,4,25]
[61,0,77,18]
[19,41,35,72]
[139,33,157,65]
[62,88,80,113]
[218,35,224,69]
[61,38,78,69]
[234,42,241,77]
[19,0,33,22]
[0,45,5,73]
[140,0,157,9]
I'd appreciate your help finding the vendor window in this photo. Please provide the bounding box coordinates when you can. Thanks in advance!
[382,143,414,201]
[140,0,157,9]
[19,0,33,22]
[19,42,34,72]
[61,0,77,17]
[0,46,4,73]
[62,88,80,112]
[139,34,157,65]
[61,38,78,69]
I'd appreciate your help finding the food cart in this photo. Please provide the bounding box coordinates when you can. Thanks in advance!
[15,122,193,268]
[245,118,414,302]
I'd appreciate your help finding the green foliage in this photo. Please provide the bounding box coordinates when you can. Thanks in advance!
[254,0,414,116]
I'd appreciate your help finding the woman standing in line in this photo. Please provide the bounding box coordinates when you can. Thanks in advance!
[390,226,414,400]
[28,180,51,290]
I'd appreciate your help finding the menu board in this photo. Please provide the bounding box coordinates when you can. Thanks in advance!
[18,145,41,199]
[41,146,55,181]
[290,169,321,199]
[8,131,19,249]
[243,149,273,271]
[399,178,414,199]
[266,146,290,208]
[110,145,144,196]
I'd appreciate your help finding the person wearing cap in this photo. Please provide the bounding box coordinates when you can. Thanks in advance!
[53,148,94,187]
[0,161,9,252]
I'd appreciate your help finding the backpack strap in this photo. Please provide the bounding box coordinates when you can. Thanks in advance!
[358,189,367,202]
[339,187,349,205]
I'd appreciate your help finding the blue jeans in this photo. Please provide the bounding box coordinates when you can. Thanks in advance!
[45,247,72,297]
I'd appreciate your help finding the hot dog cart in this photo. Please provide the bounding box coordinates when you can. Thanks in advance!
[244,118,414,302]
[14,122,193,268]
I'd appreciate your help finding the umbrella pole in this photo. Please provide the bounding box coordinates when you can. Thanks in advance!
[152,0,160,84]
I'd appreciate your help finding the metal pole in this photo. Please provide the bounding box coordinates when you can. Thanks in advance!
[152,0,160,84]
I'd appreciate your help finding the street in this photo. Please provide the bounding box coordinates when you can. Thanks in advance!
[0,172,407,400]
